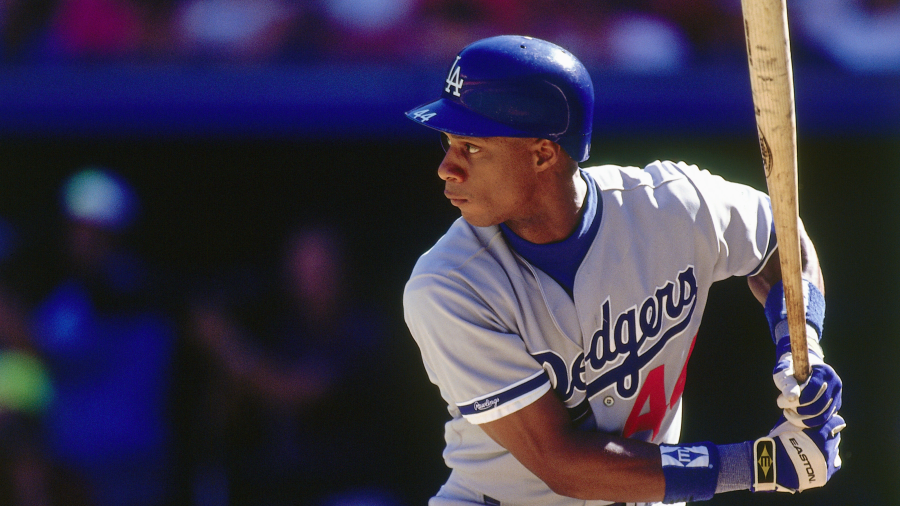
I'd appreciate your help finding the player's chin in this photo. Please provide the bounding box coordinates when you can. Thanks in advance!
[460,212,501,228]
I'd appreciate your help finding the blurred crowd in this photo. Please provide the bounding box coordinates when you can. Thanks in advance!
[1,0,899,73]
[0,168,425,506]
[0,1,897,504]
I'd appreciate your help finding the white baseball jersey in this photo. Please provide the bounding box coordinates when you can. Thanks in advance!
[404,161,776,506]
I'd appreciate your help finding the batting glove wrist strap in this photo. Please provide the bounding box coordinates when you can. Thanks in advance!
[751,437,786,492]
[659,442,719,503]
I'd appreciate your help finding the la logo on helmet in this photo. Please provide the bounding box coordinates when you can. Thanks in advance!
[445,56,464,97]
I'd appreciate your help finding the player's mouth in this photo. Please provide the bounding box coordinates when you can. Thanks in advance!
[444,191,468,206]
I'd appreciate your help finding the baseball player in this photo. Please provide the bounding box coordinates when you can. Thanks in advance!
[402,36,844,506]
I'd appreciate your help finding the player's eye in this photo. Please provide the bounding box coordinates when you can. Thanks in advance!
[440,134,481,155]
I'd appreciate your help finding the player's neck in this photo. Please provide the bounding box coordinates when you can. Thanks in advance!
[504,169,587,244]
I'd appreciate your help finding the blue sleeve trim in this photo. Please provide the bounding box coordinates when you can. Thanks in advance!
[457,372,549,417]
[748,222,778,277]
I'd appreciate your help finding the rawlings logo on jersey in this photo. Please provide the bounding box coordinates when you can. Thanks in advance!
[533,266,698,403]
[473,398,500,411]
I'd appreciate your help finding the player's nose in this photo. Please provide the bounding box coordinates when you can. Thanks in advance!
[437,152,466,182]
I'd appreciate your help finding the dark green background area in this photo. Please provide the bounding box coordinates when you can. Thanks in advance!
[1,132,897,505]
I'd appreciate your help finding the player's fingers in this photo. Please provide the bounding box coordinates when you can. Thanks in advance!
[781,399,835,428]
[799,365,841,404]
[796,365,842,424]
[797,393,833,420]
[779,379,839,427]
[782,407,807,427]
[773,364,801,402]
[797,377,827,406]
[827,414,847,436]
[777,393,798,411]
[798,394,840,428]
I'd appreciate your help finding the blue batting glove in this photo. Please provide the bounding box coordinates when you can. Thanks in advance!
[773,350,842,428]
[752,413,845,493]
[766,280,841,428]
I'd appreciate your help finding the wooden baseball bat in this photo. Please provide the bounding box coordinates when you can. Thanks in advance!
[741,0,810,383]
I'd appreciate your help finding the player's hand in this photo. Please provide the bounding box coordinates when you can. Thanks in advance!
[752,413,845,493]
[773,351,842,428]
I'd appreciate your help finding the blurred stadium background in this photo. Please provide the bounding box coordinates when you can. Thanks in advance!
[0,0,898,505]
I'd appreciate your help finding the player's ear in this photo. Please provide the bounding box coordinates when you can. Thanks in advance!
[532,139,561,172]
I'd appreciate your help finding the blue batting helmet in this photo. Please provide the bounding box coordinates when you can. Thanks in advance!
[405,35,594,162]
